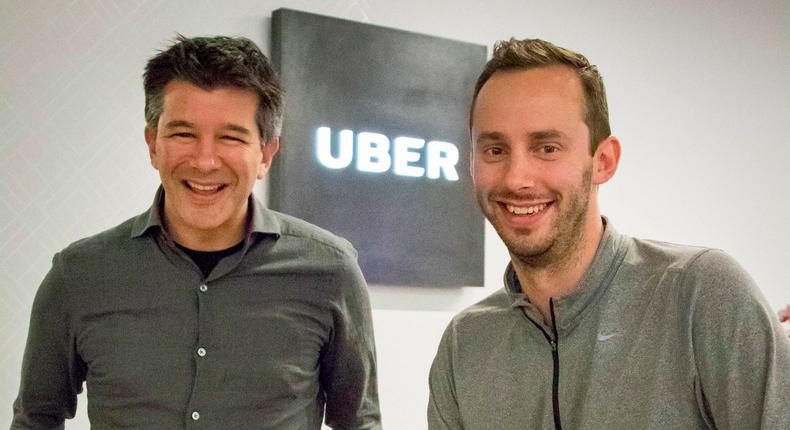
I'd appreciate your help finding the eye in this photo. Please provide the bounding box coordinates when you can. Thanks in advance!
[485,147,504,156]
[535,144,561,159]
[169,132,195,139]
[221,135,247,144]
[478,144,509,162]
[541,145,557,153]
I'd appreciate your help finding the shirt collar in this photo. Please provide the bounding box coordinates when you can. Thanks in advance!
[130,186,282,242]
[504,216,628,332]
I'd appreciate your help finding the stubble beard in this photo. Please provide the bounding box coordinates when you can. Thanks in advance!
[482,168,593,271]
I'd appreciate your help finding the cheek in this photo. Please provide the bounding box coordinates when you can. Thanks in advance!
[470,167,486,189]
[151,151,172,172]
[156,145,190,170]
[544,159,584,181]
[471,161,492,181]
[228,152,265,181]
[472,173,498,197]
[474,164,508,189]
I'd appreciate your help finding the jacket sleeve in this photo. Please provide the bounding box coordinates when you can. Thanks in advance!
[427,322,464,430]
[319,256,382,430]
[11,252,86,429]
[688,250,790,429]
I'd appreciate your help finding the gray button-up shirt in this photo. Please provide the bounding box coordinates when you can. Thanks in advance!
[12,188,382,429]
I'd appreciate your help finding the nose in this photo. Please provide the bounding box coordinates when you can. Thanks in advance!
[190,138,220,172]
[503,151,536,191]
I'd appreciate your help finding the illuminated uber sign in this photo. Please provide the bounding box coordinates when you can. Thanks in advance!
[315,127,459,180]
[271,9,485,287]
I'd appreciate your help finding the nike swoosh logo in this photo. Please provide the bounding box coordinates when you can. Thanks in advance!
[597,333,618,341]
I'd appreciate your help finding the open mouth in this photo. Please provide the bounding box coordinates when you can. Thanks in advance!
[504,202,551,216]
[185,180,227,194]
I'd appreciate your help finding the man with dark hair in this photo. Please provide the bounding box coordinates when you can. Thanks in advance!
[428,38,790,429]
[12,35,381,430]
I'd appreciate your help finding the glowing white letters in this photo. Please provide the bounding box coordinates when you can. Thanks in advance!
[315,127,459,181]
[393,137,424,177]
[357,132,391,173]
[426,141,459,181]
[316,127,353,169]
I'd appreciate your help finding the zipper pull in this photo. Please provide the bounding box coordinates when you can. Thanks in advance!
[550,340,557,351]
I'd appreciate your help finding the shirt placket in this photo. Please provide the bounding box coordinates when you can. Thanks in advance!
[185,279,211,428]
[159,233,218,429]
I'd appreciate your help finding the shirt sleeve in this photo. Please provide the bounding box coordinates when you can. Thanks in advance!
[688,249,790,429]
[320,256,382,430]
[11,252,86,429]
[427,321,464,430]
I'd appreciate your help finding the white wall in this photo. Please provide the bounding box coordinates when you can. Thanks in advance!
[2,0,788,428]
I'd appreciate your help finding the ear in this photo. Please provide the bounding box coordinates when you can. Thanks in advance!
[144,127,159,170]
[591,135,621,185]
[257,137,280,179]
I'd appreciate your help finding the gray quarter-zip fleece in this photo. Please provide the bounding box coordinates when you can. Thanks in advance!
[428,221,790,429]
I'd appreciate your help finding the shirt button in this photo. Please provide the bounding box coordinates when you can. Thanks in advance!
[191,411,200,420]
[199,284,208,292]
[197,347,206,357]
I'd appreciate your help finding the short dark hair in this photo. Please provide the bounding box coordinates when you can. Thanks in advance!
[471,38,611,153]
[143,34,284,142]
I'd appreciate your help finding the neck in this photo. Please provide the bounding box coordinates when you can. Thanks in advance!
[173,227,245,251]
[512,214,604,324]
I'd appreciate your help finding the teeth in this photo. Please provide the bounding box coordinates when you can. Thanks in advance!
[188,181,221,192]
[506,203,547,215]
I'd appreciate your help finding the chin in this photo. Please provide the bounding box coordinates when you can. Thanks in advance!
[507,240,552,260]
[180,210,229,231]
[498,225,558,258]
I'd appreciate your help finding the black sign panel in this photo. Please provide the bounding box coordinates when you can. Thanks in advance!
[270,9,485,287]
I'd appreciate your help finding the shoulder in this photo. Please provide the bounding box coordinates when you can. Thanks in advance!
[621,236,760,302]
[57,214,143,266]
[443,288,517,340]
[623,236,717,272]
[621,236,772,328]
[681,248,765,314]
[433,289,522,383]
[618,236,757,290]
[33,214,144,309]
[260,211,363,288]
[624,237,751,287]
[268,210,358,261]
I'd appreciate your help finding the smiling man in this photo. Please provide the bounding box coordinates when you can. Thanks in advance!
[427,38,790,429]
[12,35,381,429]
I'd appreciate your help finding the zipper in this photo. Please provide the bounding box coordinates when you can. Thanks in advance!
[524,298,563,430]
[549,300,562,430]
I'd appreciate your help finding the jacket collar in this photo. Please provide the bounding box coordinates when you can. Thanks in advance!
[505,217,628,332]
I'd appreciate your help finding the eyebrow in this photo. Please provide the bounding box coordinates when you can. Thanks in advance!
[528,130,564,140]
[475,129,566,144]
[162,120,194,129]
[162,120,252,135]
[222,124,252,135]
[474,131,506,144]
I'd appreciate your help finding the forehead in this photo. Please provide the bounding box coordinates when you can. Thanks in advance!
[472,66,585,127]
[159,80,259,123]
